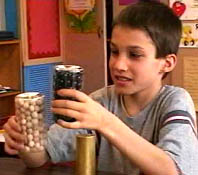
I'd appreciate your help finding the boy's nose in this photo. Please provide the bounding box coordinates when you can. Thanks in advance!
[113,57,128,72]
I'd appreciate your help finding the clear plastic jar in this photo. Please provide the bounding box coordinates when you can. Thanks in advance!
[15,92,46,153]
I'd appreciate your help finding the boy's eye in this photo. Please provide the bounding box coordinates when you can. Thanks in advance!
[128,51,142,58]
[110,48,119,56]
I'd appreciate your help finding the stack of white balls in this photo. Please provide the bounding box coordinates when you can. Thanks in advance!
[15,92,46,153]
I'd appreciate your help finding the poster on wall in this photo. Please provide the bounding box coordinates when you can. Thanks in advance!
[169,0,198,20]
[64,0,97,33]
[180,22,198,48]
[119,0,160,5]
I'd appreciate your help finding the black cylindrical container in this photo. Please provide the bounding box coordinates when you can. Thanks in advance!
[53,65,84,122]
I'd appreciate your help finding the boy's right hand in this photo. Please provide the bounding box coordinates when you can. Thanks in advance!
[3,116,26,155]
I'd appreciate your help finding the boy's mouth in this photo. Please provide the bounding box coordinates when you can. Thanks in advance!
[115,75,132,81]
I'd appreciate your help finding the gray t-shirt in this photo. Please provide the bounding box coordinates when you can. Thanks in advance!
[46,85,198,175]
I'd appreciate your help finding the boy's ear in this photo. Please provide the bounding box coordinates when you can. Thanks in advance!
[161,54,177,73]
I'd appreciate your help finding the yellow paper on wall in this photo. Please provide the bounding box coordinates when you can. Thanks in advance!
[183,57,198,111]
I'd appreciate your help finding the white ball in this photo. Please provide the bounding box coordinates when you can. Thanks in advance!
[35,142,40,148]
[20,107,25,113]
[18,99,24,106]
[38,126,44,132]
[30,100,36,106]
[21,119,26,125]
[39,145,44,151]
[25,110,31,116]
[23,102,29,109]
[29,105,35,112]
[35,105,40,112]
[26,122,32,128]
[33,136,40,142]
[24,146,30,152]
[32,111,38,118]
[26,116,32,121]
[27,128,33,134]
[38,113,43,120]
[27,134,33,141]
[28,141,35,147]
[32,119,38,126]
[33,130,39,137]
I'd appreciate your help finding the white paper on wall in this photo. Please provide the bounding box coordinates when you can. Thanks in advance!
[169,0,198,20]
[180,22,198,48]
[0,0,6,31]
[67,0,93,10]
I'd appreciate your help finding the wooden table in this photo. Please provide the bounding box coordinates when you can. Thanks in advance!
[0,158,123,175]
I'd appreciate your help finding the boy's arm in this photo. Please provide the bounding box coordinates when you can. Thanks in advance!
[98,114,178,175]
[53,89,179,175]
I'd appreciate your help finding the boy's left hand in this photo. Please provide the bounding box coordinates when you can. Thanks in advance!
[51,89,111,131]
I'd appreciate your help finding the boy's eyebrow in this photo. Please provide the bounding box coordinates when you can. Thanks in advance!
[109,42,116,47]
[127,46,144,51]
[110,41,144,51]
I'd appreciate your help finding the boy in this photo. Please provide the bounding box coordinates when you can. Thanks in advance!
[4,1,198,175]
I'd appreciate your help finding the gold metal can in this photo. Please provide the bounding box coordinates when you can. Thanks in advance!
[75,134,96,175]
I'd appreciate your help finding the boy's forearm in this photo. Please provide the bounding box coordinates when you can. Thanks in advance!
[19,150,49,168]
[98,115,178,175]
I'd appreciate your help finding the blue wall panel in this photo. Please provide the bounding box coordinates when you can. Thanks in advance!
[24,63,57,126]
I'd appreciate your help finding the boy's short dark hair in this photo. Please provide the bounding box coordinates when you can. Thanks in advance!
[112,1,182,58]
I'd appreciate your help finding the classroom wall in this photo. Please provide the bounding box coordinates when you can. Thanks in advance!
[61,0,107,94]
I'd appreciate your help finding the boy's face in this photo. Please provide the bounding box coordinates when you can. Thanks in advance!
[109,26,165,95]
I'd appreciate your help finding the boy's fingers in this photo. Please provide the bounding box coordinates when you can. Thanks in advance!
[51,108,81,120]
[51,99,84,112]
[3,124,25,143]
[4,132,24,152]
[4,116,21,133]
[57,119,81,129]
[4,142,19,155]
[57,89,89,103]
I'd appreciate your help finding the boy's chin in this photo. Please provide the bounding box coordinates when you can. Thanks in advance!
[114,87,132,95]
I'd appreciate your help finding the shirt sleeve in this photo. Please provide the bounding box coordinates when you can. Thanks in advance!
[156,88,198,175]
[46,124,93,163]
[157,123,198,175]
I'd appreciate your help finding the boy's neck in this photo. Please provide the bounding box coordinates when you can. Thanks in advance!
[123,84,163,116]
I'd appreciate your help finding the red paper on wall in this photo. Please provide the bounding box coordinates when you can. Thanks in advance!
[119,0,138,5]
[27,0,60,59]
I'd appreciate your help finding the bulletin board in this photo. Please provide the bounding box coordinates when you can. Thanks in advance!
[183,57,198,111]
[26,0,61,59]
